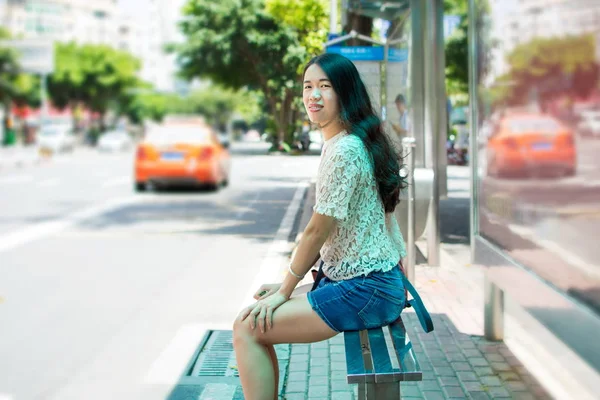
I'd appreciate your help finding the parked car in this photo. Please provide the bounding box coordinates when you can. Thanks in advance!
[37,125,76,153]
[98,130,133,152]
[134,124,231,192]
[577,111,600,137]
[486,112,576,178]
[308,129,324,150]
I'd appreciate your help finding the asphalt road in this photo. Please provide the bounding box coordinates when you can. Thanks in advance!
[0,141,321,400]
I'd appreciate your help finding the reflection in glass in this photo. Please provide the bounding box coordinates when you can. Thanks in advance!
[475,0,600,313]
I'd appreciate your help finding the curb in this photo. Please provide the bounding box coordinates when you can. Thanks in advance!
[287,180,318,286]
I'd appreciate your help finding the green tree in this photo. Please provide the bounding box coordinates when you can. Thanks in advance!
[266,0,328,58]
[0,28,41,144]
[444,0,468,100]
[174,0,310,148]
[492,34,599,106]
[48,42,143,130]
[167,86,263,130]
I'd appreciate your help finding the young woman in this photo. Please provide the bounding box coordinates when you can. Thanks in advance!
[233,53,407,400]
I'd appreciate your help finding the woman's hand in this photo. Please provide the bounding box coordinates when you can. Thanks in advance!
[253,283,281,300]
[240,291,289,333]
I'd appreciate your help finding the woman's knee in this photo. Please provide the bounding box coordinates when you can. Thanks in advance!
[232,315,256,347]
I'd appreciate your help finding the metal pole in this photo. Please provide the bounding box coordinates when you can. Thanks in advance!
[424,0,442,266]
[382,39,389,121]
[40,73,48,126]
[330,0,338,34]
[484,276,504,341]
[402,136,417,284]
[409,0,426,168]
[468,0,478,263]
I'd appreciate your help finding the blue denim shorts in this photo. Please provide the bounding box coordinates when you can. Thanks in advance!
[306,266,406,332]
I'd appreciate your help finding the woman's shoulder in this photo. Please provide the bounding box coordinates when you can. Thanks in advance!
[335,133,366,155]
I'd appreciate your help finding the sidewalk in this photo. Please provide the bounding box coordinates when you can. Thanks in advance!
[0,145,44,170]
[280,166,551,400]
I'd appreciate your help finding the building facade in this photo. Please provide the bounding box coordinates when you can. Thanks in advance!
[1,0,184,93]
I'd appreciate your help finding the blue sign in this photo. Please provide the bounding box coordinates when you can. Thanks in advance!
[327,46,384,61]
[327,46,408,63]
[389,48,408,62]
[327,33,341,42]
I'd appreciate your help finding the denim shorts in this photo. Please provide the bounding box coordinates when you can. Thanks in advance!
[306,266,406,332]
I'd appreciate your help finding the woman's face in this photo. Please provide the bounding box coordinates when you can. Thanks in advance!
[303,64,340,126]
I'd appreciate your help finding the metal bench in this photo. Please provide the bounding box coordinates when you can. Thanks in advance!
[344,317,422,399]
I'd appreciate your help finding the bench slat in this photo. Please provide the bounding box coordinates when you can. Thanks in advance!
[344,330,368,384]
[388,319,422,381]
[367,328,396,383]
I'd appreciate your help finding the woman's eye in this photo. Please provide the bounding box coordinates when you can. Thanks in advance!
[304,85,311,89]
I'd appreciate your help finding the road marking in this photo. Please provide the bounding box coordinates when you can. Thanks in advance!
[0,196,140,254]
[508,223,600,281]
[239,181,309,309]
[102,176,130,188]
[235,192,261,219]
[38,178,60,187]
[144,323,230,384]
[0,175,34,184]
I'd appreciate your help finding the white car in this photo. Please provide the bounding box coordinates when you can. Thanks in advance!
[98,131,133,152]
[308,129,324,149]
[578,112,600,137]
[37,125,76,153]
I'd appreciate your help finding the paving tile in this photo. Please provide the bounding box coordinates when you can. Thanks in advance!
[287,371,307,382]
[468,358,490,367]
[307,385,329,398]
[288,361,309,372]
[284,380,308,394]
[490,362,512,372]
[468,391,491,400]
[450,362,473,371]
[443,385,467,398]
[403,385,423,397]
[438,376,461,386]
[308,375,329,386]
[473,367,494,377]
[497,372,519,382]
[422,391,446,400]
[456,371,479,382]
[331,392,354,400]
[487,386,511,398]
[480,376,502,387]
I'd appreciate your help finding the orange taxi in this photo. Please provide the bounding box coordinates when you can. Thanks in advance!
[487,112,576,178]
[134,124,231,191]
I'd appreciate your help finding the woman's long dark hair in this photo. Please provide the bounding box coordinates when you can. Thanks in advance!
[304,53,407,213]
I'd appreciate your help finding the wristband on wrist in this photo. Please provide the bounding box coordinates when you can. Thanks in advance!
[288,263,304,279]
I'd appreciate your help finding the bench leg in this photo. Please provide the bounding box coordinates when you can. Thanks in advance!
[357,383,401,399]
[484,276,504,341]
[357,383,366,400]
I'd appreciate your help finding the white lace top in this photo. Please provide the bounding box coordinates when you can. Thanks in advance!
[313,131,406,281]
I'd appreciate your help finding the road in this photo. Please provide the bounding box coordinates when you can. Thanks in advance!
[477,136,600,314]
[0,141,321,400]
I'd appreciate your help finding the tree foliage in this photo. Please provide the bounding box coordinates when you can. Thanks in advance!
[266,0,328,59]
[491,34,599,105]
[174,0,328,147]
[168,86,261,128]
[444,0,468,99]
[48,42,143,124]
[0,28,40,108]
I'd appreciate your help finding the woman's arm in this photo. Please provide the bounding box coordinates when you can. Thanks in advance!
[278,212,335,298]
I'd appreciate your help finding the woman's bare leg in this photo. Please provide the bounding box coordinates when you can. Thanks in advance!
[233,294,337,400]
[266,344,279,400]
